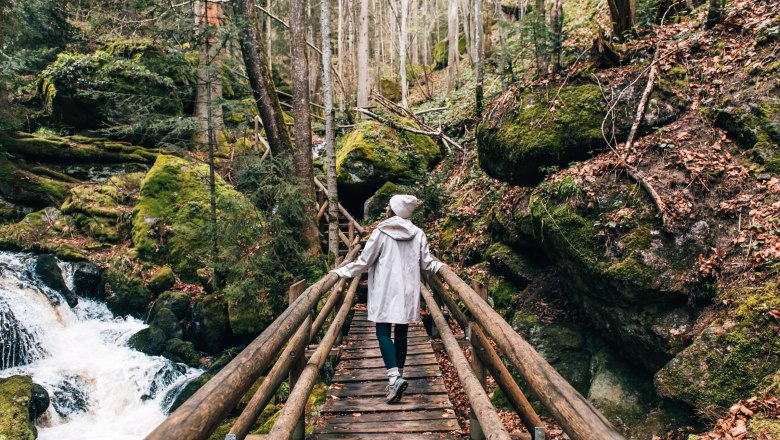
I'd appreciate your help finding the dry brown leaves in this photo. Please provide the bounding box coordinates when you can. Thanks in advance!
[697,397,780,440]
[719,177,780,266]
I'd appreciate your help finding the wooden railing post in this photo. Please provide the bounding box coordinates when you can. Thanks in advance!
[469,282,488,440]
[288,281,309,440]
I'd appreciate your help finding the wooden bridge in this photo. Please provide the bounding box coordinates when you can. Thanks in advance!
[144,181,626,440]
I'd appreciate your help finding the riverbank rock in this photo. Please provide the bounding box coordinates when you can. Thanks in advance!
[335,121,440,193]
[72,262,104,299]
[128,326,166,355]
[104,267,152,316]
[477,72,684,186]
[192,294,231,354]
[151,290,190,321]
[33,254,78,307]
[147,266,176,294]
[162,339,200,367]
[0,375,44,440]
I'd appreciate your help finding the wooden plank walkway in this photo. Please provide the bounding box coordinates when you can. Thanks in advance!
[312,309,461,439]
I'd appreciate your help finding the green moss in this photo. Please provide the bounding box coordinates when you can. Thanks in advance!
[192,293,231,353]
[477,84,606,186]
[162,339,200,367]
[655,279,780,412]
[105,266,152,316]
[485,242,540,286]
[713,93,780,171]
[605,255,654,289]
[378,78,402,102]
[0,155,68,208]
[148,266,176,294]
[0,133,156,164]
[128,326,166,355]
[751,415,780,438]
[0,376,35,440]
[335,121,440,188]
[227,293,272,336]
[132,155,260,282]
[363,181,398,221]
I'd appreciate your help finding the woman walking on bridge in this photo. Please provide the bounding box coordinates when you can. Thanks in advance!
[332,194,445,404]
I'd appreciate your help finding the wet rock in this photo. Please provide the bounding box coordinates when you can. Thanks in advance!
[162,339,200,367]
[104,268,151,317]
[51,376,89,417]
[147,266,175,295]
[72,261,104,299]
[0,300,46,369]
[128,326,166,356]
[33,254,78,307]
[29,383,49,420]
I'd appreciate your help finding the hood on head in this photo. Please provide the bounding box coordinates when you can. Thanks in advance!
[377,216,420,241]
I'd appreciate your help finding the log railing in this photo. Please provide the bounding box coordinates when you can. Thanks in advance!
[424,267,626,440]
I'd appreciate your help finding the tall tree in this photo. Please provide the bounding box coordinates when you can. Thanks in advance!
[195,0,224,147]
[290,0,323,258]
[233,0,293,157]
[607,0,636,39]
[400,0,409,107]
[447,0,460,91]
[475,0,484,115]
[533,0,547,72]
[549,0,563,72]
[356,0,370,109]
[494,0,513,90]
[321,0,340,259]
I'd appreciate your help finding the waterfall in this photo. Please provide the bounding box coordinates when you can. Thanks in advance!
[0,251,202,439]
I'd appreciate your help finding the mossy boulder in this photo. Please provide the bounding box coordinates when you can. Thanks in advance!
[72,262,104,299]
[227,293,272,336]
[485,242,541,288]
[37,40,195,140]
[61,173,143,244]
[655,278,780,413]
[162,338,200,367]
[335,121,440,192]
[104,267,152,316]
[152,307,183,339]
[478,77,683,186]
[0,156,68,213]
[378,78,402,102]
[132,154,260,282]
[0,376,39,440]
[192,293,232,353]
[128,326,166,355]
[151,290,191,320]
[432,34,467,69]
[148,266,176,294]
[524,179,701,369]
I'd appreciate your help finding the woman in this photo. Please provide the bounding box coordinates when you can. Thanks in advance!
[331,194,444,403]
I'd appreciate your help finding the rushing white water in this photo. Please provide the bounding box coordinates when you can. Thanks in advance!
[0,251,202,439]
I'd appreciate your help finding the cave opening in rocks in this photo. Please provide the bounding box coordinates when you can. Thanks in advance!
[337,182,383,221]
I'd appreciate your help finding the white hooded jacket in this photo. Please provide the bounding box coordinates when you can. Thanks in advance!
[333,216,444,324]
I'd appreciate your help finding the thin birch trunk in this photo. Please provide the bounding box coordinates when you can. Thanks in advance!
[400,0,409,107]
[475,0,483,116]
[356,0,370,110]
[460,0,474,65]
[447,0,461,91]
[321,0,340,259]
[337,0,345,110]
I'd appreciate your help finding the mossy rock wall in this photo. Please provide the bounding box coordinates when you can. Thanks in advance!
[432,34,467,69]
[655,279,780,412]
[132,154,260,282]
[477,76,683,186]
[522,179,703,369]
[335,121,440,192]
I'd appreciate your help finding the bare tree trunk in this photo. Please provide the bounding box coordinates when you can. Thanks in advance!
[459,0,474,65]
[201,1,219,284]
[422,0,430,66]
[195,1,224,147]
[356,0,370,109]
[337,0,345,111]
[233,0,292,157]
[411,0,420,67]
[607,0,636,39]
[447,0,461,91]
[533,0,546,72]
[290,0,324,258]
[266,0,272,65]
[475,0,483,116]
[321,0,340,259]
[400,0,409,107]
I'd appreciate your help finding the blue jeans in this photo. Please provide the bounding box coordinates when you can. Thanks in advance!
[375,323,409,370]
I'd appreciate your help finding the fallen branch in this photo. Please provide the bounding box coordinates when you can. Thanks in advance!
[370,93,464,152]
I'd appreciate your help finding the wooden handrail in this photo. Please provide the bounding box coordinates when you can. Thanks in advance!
[145,245,362,440]
[267,276,361,440]
[310,278,347,340]
[436,267,625,440]
[420,284,511,440]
